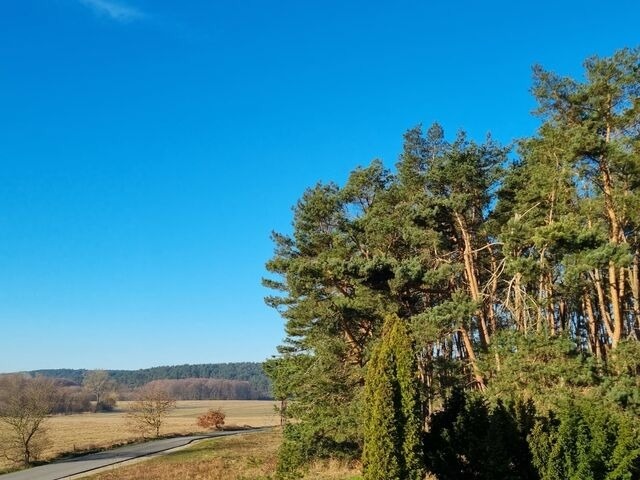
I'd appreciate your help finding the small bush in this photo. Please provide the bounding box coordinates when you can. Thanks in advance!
[96,395,117,412]
[197,408,226,430]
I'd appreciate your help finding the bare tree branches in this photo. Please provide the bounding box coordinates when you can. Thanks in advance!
[0,375,56,467]
[126,384,176,438]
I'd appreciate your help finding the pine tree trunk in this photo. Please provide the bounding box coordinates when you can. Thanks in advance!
[591,269,614,344]
[609,264,624,348]
[514,272,525,332]
[630,252,640,336]
[454,213,490,348]
[583,292,602,360]
[459,327,485,390]
[487,246,500,335]
[600,121,625,348]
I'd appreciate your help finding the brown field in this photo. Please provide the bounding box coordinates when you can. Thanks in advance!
[0,400,278,472]
[85,429,362,480]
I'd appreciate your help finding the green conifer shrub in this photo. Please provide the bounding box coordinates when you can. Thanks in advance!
[362,314,424,480]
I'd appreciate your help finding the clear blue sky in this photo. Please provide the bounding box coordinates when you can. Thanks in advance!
[1,0,638,372]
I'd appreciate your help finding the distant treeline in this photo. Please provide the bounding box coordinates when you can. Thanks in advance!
[141,378,261,400]
[26,362,272,399]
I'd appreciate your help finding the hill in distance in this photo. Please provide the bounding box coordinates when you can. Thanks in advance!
[22,362,272,399]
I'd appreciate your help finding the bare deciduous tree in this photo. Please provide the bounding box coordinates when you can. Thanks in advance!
[82,370,117,412]
[0,375,57,467]
[126,384,176,438]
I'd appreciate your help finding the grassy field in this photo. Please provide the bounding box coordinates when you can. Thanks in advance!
[84,429,362,480]
[0,400,278,472]
[1,402,363,479]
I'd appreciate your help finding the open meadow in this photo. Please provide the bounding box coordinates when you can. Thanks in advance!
[84,429,362,480]
[0,400,278,473]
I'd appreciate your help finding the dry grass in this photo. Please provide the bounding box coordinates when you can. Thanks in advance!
[0,400,278,472]
[84,429,362,480]
[304,458,363,480]
[1,403,363,479]
[161,400,279,429]
[85,429,281,480]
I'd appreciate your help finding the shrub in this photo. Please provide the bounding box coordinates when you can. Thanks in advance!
[96,395,117,412]
[197,408,226,430]
[528,399,640,480]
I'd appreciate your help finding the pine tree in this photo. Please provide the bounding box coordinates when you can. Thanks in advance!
[264,47,640,478]
[362,314,424,480]
[530,48,640,349]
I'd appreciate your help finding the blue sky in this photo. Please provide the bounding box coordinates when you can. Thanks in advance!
[1,0,638,371]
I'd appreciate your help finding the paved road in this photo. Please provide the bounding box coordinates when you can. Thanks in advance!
[0,429,265,480]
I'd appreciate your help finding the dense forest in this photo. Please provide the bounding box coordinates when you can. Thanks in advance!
[25,362,271,399]
[264,48,640,479]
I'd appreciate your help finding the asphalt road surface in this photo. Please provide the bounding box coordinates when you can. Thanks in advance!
[0,429,264,480]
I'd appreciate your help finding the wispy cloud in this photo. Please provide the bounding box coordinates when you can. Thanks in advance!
[78,0,145,23]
